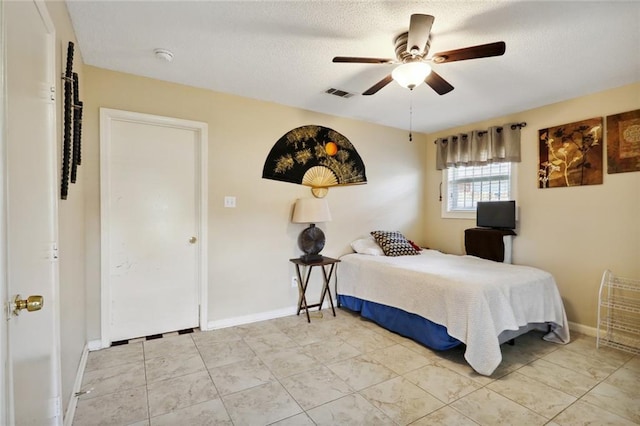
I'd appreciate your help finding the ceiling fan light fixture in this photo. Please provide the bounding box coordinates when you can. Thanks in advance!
[392,62,432,89]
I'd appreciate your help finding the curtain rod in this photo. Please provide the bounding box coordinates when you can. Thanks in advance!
[433,122,527,144]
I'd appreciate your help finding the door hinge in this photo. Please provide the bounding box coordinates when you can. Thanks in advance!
[50,86,56,101]
[50,243,59,261]
[48,396,61,418]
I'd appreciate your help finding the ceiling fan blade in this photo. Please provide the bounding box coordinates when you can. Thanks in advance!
[363,74,394,95]
[425,70,454,95]
[432,41,506,63]
[333,56,394,64]
[407,14,434,55]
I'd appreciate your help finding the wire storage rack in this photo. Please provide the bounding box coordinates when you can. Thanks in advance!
[597,269,640,354]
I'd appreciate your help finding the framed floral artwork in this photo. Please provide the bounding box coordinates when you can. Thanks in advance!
[606,109,640,174]
[538,117,603,188]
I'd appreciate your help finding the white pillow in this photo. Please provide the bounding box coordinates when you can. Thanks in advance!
[350,236,385,256]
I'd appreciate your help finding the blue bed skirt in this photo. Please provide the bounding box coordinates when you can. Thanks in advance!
[338,294,462,351]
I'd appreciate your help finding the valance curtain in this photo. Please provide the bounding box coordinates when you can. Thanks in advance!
[435,123,522,170]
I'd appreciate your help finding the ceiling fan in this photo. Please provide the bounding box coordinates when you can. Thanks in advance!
[333,14,506,96]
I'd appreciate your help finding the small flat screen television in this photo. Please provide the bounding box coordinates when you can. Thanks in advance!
[476,200,516,230]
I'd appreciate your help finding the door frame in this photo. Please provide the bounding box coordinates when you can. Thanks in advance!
[99,108,208,348]
[1,0,8,419]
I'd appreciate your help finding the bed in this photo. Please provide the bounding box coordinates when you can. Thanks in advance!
[337,249,570,376]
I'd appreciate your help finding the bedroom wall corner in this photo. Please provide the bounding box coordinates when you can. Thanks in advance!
[424,82,640,329]
[44,0,88,414]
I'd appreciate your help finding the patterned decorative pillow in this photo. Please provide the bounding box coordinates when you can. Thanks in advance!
[370,231,420,257]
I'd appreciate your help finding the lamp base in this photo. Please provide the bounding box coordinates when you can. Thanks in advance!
[299,254,324,263]
[298,224,326,262]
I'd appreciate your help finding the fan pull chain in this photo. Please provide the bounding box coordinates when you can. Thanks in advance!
[409,89,414,142]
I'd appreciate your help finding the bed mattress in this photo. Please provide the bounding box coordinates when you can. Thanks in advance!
[337,250,570,375]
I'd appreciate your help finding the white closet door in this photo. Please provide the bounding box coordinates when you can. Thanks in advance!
[101,109,207,342]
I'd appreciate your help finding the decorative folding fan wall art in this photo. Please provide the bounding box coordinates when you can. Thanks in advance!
[262,125,367,197]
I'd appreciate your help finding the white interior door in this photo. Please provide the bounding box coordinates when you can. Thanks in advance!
[101,109,208,344]
[3,0,61,424]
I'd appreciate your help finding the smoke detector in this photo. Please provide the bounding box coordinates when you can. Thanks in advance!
[154,48,174,62]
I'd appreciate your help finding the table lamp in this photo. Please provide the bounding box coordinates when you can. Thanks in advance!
[292,198,332,262]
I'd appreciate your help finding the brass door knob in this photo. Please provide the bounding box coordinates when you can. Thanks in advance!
[189,236,197,244]
[13,295,44,315]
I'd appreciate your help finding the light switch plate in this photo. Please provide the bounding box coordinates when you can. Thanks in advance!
[224,196,236,208]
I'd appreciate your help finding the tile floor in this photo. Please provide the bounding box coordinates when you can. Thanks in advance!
[72,308,639,425]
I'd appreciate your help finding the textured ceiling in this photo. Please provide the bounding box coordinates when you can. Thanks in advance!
[66,1,640,134]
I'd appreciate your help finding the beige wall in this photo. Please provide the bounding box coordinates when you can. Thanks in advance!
[83,66,426,337]
[424,82,640,328]
[44,0,87,412]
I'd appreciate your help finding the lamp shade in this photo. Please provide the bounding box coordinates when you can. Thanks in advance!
[292,198,332,224]
[392,62,432,89]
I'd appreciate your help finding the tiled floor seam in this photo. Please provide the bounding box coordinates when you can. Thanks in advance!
[548,398,586,424]
[142,339,151,424]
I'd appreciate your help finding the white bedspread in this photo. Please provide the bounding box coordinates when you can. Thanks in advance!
[338,250,570,376]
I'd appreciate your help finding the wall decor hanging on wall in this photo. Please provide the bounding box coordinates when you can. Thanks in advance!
[262,125,367,197]
[61,41,84,200]
[606,109,640,174]
[538,117,603,188]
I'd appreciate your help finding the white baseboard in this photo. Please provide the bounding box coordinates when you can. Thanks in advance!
[207,306,297,330]
[569,321,597,337]
[63,343,90,426]
[87,339,104,351]
[206,299,336,330]
[93,307,585,340]
[88,299,337,340]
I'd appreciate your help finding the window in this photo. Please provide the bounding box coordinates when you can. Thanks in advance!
[441,162,516,218]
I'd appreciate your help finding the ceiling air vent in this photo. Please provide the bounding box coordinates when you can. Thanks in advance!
[325,88,355,98]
